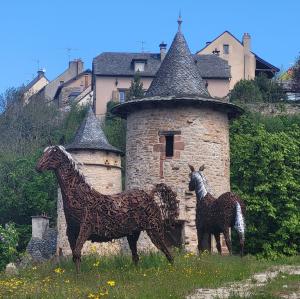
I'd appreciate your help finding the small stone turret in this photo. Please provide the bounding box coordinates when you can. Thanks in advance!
[57,107,123,256]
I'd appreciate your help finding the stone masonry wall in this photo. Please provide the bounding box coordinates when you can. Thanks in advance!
[126,106,230,253]
[57,150,123,256]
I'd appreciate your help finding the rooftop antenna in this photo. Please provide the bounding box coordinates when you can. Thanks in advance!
[137,41,146,53]
[178,11,183,31]
[65,47,79,62]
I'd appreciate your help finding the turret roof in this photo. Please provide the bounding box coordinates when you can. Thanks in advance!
[145,29,210,98]
[66,107,122,154]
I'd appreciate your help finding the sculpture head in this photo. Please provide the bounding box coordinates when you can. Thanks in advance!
[188,164,205,191]
[36,145,66,172]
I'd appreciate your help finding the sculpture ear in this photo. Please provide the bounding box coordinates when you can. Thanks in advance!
[188,164,195,172]
[199,164,205,171]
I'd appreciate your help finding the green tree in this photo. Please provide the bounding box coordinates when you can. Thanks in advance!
[128,71,144,100]
[0,223,19,270]
[230,79,263,103]
[292,55,300,92]
[0,87,89,251]
[230,114,300,258]
[230,75,286,103]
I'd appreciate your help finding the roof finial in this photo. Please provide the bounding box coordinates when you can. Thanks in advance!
[177,11,182,31]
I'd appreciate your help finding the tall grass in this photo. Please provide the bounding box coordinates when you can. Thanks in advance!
[0,252,299,299]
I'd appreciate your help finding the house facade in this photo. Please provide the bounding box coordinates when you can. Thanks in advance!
[92,46,231,117]
[197,31,279,89]
[38,59,84,102]
[53,69,92,108]
[23,70,49,104]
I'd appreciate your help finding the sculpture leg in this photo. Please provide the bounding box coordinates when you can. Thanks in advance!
[127,231,141,265]
[146,229,174,264]
[223,228,232,255]
[73,224,91,274]
[238,232,244,258]
[214,233,222,255]
[197,228,205,254]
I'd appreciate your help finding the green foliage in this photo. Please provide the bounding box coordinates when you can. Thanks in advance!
[127,71,144,100]
[230,75,286,103]
[230,113,300,258]
[230,80,263,103]
[103,101,126,188]
[292,55,300,92]
[103,101,126,153]
[0,88,89,251]
[0,223,19,270]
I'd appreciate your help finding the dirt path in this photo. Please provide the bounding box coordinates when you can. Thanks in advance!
[187,265,300,299]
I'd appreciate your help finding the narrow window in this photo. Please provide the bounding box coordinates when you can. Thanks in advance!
[223,44,229,54]
[119,90,126,103]
[165,135,174,157]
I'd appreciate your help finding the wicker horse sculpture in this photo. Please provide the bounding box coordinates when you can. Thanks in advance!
[36,145,179,272]
[188,164,246,256]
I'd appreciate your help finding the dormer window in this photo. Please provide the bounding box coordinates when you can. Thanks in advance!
[132,59,147,72]
[134,62,145,72]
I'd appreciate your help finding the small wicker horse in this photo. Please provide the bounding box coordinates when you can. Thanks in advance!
[188,164,246,256]
[36,145,179,272]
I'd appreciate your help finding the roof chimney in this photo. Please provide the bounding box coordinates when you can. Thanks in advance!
[37,69,45,79]
[159,42,167,61]
[31,214,50,239]
[69,59,84,75]
[242,33,251,52]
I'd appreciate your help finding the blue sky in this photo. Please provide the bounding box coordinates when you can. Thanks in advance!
[0,0,299,94]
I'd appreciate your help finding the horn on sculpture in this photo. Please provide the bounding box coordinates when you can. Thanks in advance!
[48,138,53,146]
[188,164,195,172]
[199,164,205,171]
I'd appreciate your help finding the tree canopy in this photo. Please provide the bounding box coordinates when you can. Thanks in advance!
[230,75,286,103]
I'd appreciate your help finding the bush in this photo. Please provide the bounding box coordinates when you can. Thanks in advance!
[230,74,286,103]
[230,114,300,258]
[0,223,19,270]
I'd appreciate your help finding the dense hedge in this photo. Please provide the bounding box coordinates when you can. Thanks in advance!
[230,113,300,258]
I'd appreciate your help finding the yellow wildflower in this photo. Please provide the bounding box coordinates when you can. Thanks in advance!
[32,266,37,270]
[90,245,97,253]
[88,293,95,298]
[54,267,65,274]
[93,260,100,267]
[107,280,116,287]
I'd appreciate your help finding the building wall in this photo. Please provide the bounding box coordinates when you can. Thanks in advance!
[56,150,123,256]
[94,76,153,117]
[23,77,49,104]
[58,73,92,107]
[125,106,230,252]
[198,32,256,89]
[43,59,84,101]
[206,79,230,99]
[94,76,230,116]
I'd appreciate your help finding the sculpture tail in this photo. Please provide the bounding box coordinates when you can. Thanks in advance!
[151,183,179,226]
[234,202,245,239]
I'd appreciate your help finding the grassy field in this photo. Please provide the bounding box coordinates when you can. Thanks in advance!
[0,252,299,299]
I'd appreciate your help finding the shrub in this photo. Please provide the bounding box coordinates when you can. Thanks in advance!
[0,223,19,270]
[230,114,300,258]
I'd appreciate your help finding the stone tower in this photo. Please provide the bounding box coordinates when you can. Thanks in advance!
[56,107,123,256]
[112,20,242,252]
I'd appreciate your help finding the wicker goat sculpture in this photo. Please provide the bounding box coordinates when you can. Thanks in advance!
[188,164,246,256]
[36,145,178,272]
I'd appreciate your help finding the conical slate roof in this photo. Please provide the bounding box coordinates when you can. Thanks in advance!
[66,107,122,154]
[145,28,210,98]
